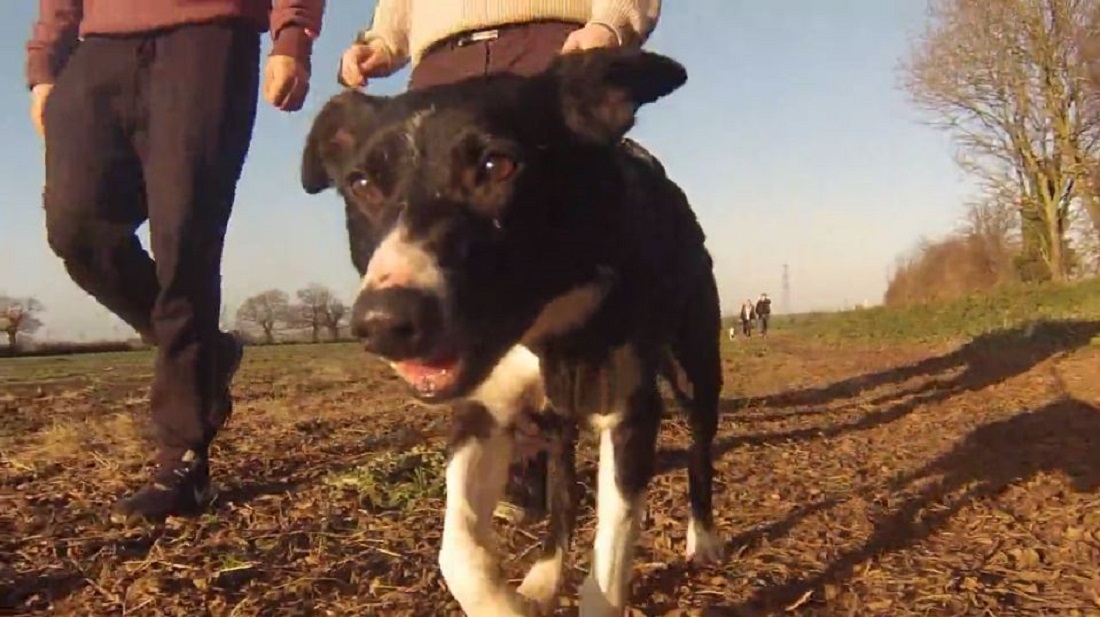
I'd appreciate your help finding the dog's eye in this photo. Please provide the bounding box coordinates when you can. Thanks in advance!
[479,153,517,183]
[347,172,385,208]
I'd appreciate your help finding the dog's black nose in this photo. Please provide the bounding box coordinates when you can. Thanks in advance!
[351,288,443,359]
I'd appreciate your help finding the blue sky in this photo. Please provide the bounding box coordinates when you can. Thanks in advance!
[0,1,971,341]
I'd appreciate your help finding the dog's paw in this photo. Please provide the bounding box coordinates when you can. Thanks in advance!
[685,520,724,563]
[517,551,563,613]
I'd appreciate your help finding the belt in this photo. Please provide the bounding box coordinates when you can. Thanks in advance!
[344,25,502,56]
[419,26,504,59]
[421,20,582,58]
[450,27,503,47]
[339,25,502,85]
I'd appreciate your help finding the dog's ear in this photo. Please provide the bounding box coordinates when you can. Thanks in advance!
[549,47,687,145]
[301,90,388,194]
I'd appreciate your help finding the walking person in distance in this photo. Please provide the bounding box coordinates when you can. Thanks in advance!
[755,293,772,337]
[739,298,755,337]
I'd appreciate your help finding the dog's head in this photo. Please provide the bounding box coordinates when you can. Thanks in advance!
[301,47,686,402]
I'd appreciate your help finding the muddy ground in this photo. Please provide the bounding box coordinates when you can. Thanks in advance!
[3,320,1100,616]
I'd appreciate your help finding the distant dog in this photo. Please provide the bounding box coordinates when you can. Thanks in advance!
[301,47,724,616]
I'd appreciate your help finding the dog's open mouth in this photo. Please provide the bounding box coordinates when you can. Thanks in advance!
[391,356,463,397]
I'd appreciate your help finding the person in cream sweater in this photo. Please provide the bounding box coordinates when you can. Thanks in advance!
[338,0,660,89]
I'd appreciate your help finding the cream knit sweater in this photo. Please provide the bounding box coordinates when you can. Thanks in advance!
[360,0,661,73]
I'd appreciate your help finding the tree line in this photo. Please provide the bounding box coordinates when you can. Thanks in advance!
[0,283,353,354]
[888,0,1100,305]
[234,283,351,344]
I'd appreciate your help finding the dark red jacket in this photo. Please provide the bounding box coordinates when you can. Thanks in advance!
[26,0,326,89]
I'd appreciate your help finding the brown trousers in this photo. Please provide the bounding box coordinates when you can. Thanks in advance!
[407,20,582,513]
[408,20,579,90]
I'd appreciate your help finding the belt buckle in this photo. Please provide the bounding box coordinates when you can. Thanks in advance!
[457,28,500,47]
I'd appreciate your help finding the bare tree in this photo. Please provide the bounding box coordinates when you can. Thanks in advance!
[0,296,44,350]
[1066,187,1100,272]
[323,297,347,341]
[235,289,290,344]
[292,284,332,343]
[1078,1,1100,239]
[289,284,349,342]
[884,194,1024,306]
[902,0,1100,282]
[960,190,1021,281]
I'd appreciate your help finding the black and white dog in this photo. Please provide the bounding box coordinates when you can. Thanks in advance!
[301,47,724,616]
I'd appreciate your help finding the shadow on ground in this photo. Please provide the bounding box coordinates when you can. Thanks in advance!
[656,319,1100,476]
[756,320,1100,410]
[736,395,1100,613]
[647,320,1100,613]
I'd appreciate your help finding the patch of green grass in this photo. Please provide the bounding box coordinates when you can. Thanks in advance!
[778,278,1100,344]
[215,552,255,573]
[323,445,447,512]
[0,342,369,387]
[0,349,153,386]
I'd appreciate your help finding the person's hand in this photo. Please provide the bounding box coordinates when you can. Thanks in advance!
[339,39,393,89]
[30,83,53,138]
[263,55,310,112]
[561,23,620,53]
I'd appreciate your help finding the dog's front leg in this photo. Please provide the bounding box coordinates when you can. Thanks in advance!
[440,345,545,616]
[578,352,662,617]
[440,401,532,616]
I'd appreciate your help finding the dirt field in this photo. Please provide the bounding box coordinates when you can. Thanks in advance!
[3,320,1100,616]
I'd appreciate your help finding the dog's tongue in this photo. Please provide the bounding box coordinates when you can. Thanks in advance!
[393,357,459,395]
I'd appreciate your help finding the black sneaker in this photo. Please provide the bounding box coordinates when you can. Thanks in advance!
[110,449,213,523]
[212,331,244,424]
